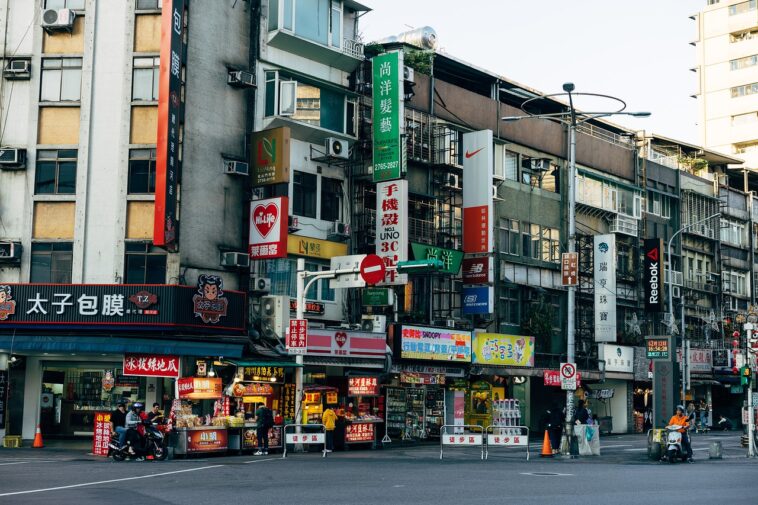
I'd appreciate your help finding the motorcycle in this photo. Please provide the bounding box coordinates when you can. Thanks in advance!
[662,424,690,464]
[108,420,170,462]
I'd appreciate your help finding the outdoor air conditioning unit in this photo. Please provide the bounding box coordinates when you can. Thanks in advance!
[41,8,75,32]
[446,319,456,328]
[260,295,289,340]
[443,173,460,189]
[249,276,271,294]
[403,66,415,83]
[227,70,255,88]
[0,241,22,263]
[328,221,350,240]
[492,185,503,201]
[325,137,349,159]
[0,148,27,169]
[672,286,681,299]
[361,314,387,333]
[3,59,31,80]
[220,251,250,269]
[524,158,551,172]
[224,159,249,176]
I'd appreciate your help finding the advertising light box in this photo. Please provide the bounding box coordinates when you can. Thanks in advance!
[399,325,471,363]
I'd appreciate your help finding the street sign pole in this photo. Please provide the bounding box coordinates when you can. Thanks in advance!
[745,322,755,458]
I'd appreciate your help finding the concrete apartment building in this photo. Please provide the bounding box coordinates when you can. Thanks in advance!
[693,0,758,169]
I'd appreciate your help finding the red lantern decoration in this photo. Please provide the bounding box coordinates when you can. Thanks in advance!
[733,330,741,338]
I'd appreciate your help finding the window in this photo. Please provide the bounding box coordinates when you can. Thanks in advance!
[44,0,85,8]
[40,58,82,102]
[30,243,73,283]
[136,0,162,9]
[320,177,343,222]
[124,243,167,284]
[723,270,749,296]
[730,82,758,98]
[272,0,343,50]
[132,57,160,101]
[264,258,335,303]
[293,171,317,218]
[264,70,354,135]
[730,28,758,43]
[128,149,156,194]
[541,227,560,263]
[721,218,747,246]
[734,140,758,154]
[499,287,520,327]
[646,191,671,218]
[732,112,758,126]
[530,224,540,260]
[729,0,757,15]
[35,150,77,195]
[499,218,519,256]
[730,54,758,71]
[320,265,335,301]
[504,151,518,181]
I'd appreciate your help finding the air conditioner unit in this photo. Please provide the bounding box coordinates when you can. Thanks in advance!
[524,158,551,172]
[328,221,350,240]
[325,137,349,159]
[361,314,387,333]
[706,272,719,283]
[672,286,681,299]
[260,295,289,340]
[227,70,255,88]
[0,148,27,169]
[3,59,31,80]
[443,173,460,189]
[403,66,415,83]
[492,185,503,201]
[224,159,249,176]
[249,276,271,293]
[220,251,250,269]
[41,8,75,32]
[0,241,22,263]
[446,319,456,328]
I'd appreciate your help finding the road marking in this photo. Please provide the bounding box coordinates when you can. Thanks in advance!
[244,457,280,464]
[0,464,224,497]
[624,448,647,452]
[600,444,633,449]
[520,472,573,477]
[0,462,29,466]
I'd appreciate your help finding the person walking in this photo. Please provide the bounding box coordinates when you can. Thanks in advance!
[254,402,273,455]
[322,406,337,452]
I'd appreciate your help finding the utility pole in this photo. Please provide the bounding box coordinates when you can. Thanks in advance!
[745,322,755,458]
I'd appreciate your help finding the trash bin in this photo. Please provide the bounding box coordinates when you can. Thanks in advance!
[709,441,722,459]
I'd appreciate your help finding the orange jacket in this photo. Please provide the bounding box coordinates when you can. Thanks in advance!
[668,413,689,433]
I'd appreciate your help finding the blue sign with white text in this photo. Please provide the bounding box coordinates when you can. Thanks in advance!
[462,286,492,315]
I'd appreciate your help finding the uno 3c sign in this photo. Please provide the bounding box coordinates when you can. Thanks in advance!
[643,239,664,311]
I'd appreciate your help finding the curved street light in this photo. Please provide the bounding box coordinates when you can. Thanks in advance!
[502,83,650,456]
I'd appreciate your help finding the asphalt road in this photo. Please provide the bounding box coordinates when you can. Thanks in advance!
[0,432,755,505]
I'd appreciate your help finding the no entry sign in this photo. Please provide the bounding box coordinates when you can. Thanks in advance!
[360,254,385,285]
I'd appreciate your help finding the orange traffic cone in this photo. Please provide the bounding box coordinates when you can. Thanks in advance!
[540,429,553,458]
[32,424,44,449]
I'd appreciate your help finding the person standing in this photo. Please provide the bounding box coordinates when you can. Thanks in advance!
[573,400,589,425]
[147,402,163,422]
[254,402,273,455]
[548,403,563,455]
[110,402,128,449]
[322,407,337,452]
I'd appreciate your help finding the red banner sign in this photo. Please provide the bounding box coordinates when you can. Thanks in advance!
[92,412,112,457]
[544,370,582,387]
[348,377,379,396]
[178,377,223,399]
[345,422,375,443]
[123,353,180,378]
[462,257,490,284]
[186,428,228,452]
[287,318,307,355]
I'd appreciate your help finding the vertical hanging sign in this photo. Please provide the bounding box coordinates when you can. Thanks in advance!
[376,180,408,285]
[249,196,289,259]
[643,238,664,312]
[594,234,617,342]
[462,130,494,254]
[154,0,187,250]
[372,51,404,182]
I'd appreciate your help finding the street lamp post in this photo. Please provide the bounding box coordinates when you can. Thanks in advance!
[503,83,649,456]
[666,213,720,403]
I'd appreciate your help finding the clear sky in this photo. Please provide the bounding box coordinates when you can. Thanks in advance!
[360,0,705,144]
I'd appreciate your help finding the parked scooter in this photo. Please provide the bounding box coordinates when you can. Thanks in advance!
[108,420,170,462]
[662,424,689,464]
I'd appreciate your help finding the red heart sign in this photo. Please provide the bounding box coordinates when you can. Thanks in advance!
[335,332,347,348]
[252,203,279,238]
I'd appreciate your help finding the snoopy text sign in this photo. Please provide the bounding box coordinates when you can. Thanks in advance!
[249,196,288,259]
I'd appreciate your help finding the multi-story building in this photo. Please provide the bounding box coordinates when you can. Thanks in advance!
[692,0,758,169]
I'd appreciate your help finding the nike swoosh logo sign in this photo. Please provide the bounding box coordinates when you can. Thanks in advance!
[465,148,484,159]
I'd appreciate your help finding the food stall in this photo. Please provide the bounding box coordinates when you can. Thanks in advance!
[302,385,339,425]
[344,377,382,447]
[173,377,229,456]
[229,381,283,452]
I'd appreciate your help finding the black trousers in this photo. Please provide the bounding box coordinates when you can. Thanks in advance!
[326,430,334,450]
[256,427,270,450]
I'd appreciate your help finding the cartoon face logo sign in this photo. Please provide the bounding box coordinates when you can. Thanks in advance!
[0,285,16,321]
[192,275,229,324]
[598,242,609,254]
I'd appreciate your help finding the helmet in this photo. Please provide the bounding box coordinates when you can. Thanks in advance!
[132,402,144,411]
[675,404,685,413]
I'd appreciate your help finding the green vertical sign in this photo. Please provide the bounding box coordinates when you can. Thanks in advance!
[372,51,404,182]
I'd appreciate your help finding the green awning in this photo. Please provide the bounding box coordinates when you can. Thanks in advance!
[227,359,303,368]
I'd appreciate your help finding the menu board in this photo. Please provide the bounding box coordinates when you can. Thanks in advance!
[283,384,296,421]
[92,412,112,457]
[243,426,282,449]
[348,377,379,396]
[346,422,375,443]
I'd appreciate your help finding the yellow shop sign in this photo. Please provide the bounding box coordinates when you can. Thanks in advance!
[287,236,347,259]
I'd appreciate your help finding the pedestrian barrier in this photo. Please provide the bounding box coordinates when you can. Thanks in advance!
[440,424,484,460]
[484,425,530,461]
[282,423,327,459]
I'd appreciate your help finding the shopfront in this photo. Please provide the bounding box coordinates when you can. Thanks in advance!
[592,344,634,434]
[0,281,247,440]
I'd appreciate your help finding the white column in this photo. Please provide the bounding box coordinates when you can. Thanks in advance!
[22,357,42,440]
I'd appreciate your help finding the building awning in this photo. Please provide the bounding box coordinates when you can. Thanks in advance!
[0,335,244,358]
[227,359,302,368]
[304,356,385,369]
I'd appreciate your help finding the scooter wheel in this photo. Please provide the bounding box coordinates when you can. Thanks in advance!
[667,449,677,464]
[154,444,169,461]
[112,451,126,462]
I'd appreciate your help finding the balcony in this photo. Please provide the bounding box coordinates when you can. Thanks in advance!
[268,31,364,72]
[608,215,638,237]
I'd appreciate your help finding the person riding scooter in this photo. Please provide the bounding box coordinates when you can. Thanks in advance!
[125,402,148,455]
[668,405,693,463]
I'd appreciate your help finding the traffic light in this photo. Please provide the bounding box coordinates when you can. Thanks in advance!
[740,366,752,386]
